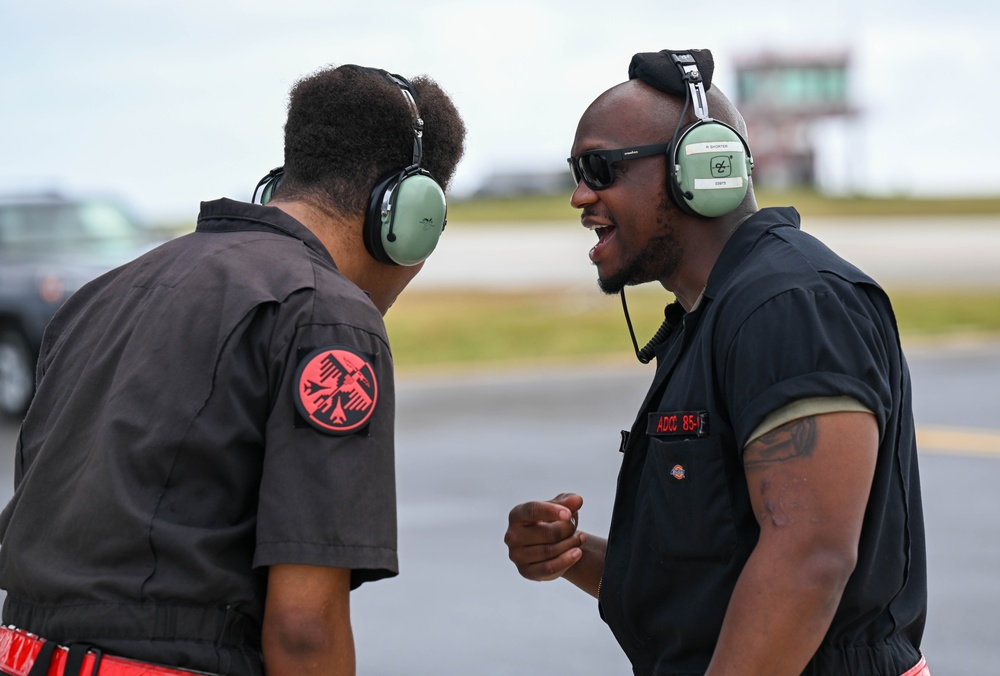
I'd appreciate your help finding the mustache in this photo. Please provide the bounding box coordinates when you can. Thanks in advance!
[582,207,618,227]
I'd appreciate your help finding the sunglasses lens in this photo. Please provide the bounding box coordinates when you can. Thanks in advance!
[578,153,611,189]
[568,159,582,186]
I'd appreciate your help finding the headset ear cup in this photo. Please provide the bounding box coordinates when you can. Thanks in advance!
[260,175,280,204]
[670,120,751,218]
[253,167,284,205]
[667,137,696,217]
[364,172,401,265]
[364,169,447,266]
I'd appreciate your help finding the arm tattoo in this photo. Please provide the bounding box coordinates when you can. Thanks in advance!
[745,417,822,527]
[744,417,817,469]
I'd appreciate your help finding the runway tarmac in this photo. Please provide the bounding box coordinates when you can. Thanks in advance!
[412,214,1000,291]
[346,341,1000,675]
[368,214,1000,673]
[0,342,995,674]
[0,214,996,673]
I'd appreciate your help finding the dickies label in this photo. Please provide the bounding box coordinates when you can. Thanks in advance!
[647,411,708,437]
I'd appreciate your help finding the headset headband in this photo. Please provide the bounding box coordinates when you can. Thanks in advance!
[628,48,715,97]
[671,53,710,120]
[373,69,424,168]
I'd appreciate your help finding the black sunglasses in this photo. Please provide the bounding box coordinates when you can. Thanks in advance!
[567,143,671,191]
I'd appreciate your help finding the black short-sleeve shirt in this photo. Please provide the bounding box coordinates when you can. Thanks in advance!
[599,207,926,675]
[0,198,398,675]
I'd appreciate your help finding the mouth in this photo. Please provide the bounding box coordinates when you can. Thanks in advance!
[588,224,617,262]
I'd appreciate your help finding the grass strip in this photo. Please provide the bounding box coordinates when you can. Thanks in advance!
[154,191,1000,235]
[385,287,1000,371]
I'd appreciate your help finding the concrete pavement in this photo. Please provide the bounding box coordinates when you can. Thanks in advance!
[413,214,1000,291]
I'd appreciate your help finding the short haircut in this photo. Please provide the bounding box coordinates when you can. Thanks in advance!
[277,64,466,218]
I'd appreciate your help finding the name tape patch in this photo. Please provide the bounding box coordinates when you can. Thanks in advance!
[693,177,744,190]
[294,346,379,435]
[685,141,745,155]
[647,411,708,437]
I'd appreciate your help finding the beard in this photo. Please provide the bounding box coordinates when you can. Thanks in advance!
[597,191,682,294]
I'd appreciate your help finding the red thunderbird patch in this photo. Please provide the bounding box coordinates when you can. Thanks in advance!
[294,346,378,435]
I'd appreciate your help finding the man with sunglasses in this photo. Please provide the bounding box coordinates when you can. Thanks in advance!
[504,49,929,675]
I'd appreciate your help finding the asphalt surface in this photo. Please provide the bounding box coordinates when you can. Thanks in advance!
[365,214,1000,674]
[0,346,995,674]
[342,342,1000,675]
[0,216,997,674]
[412,214,1000,291]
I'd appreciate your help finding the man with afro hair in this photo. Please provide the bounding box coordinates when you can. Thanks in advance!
[0,63,466,676]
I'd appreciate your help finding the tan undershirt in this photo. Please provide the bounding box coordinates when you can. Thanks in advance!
[746,396,873,446]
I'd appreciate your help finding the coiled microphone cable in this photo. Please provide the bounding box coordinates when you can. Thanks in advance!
[620,289,682,364]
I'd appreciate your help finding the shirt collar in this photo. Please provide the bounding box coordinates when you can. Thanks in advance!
[195,197,336,268]
[703,206,801,302]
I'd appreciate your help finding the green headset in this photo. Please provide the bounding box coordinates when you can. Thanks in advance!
[619,50,755,364]
[663,52,754,218]
[254,167,284,206]
[363,70,447,266]
[253,69,447,267]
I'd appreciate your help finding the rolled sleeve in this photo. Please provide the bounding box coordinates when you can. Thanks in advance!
[256,319,398,588]
[722,287,891,450]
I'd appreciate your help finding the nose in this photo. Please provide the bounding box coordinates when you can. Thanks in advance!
[570,179,598,210]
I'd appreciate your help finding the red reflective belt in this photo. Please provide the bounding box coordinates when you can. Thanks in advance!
[901,655,931,676]
[0,626,209,676]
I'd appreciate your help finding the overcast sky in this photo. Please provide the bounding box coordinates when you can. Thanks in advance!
[1,0,997,222]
